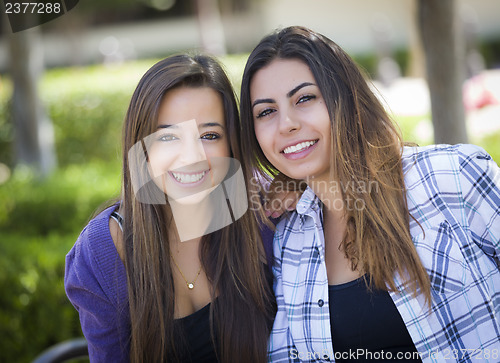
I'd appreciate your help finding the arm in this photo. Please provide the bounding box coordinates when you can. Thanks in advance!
[64,225,130,362]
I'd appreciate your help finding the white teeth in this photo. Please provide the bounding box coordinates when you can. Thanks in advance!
[283,140,316,154]
[172,171,206,184]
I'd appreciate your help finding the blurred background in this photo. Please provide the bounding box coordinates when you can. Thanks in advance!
[0,0,499,361]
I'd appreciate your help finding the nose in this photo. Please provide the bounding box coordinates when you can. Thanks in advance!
[278,112,301,134]
[178,134,206,165]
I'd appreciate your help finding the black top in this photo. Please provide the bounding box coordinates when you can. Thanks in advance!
[171,303,218,363]
[329,276,422,362]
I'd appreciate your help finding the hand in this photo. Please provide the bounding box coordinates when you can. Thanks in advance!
[263,173,306,218]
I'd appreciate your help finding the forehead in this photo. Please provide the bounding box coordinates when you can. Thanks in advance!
[157,86,225,126]
[250,58,315,97]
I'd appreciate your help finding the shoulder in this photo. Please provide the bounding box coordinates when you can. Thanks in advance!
[70,205,119,264]
[402,143,493,171]
[403,144,499,233]
[64,205,131,362]
[65,204,127,305]
[402,144,496,193]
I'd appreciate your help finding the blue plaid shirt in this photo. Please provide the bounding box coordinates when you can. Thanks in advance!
[268,144,500,362]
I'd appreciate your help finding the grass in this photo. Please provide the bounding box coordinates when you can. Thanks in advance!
[395,113,500,163]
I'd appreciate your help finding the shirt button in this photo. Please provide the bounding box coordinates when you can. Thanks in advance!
[318,299,324,307]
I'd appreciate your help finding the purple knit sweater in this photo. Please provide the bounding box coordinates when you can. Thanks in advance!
[64,205,274,362]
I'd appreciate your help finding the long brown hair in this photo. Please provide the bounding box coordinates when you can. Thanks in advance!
[239,26,431,303]
[121,54,275,362]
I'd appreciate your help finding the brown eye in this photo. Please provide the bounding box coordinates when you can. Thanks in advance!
[256,108,275,119]
[201,132,221,140]
[297,95,316,104]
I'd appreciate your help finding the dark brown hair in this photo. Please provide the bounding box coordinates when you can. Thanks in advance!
[121,54,275,362]
[239,26,431,303]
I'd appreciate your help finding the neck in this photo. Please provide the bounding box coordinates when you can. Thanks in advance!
[309,175,361,283]
[166,182,239,242]
[306,173,347,243]
[306,174,345,217]
[167,195,213,242]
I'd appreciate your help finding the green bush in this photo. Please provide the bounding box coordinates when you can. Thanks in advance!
[0,60,158,167]
[0,60,146,362]
[480,37,500,69]
[0,161,120,235]
[0,232,83,362]
[0,162,120,362]
[0,79,13,165]
[42,66,131,165]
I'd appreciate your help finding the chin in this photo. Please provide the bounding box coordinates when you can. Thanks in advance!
[167,185,216,205]
[278,167,309,180]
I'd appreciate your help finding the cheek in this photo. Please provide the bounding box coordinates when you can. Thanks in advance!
[319,105,332,133]
[207,156,230,186]
[205,143,231,178]
[254,124,273,156]
[204,141,230,159]
[148,146,176,177]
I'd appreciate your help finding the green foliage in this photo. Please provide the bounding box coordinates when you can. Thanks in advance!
[480,38,500,69]
[0,233,83,362]
[0,60,139,362]
[0,162,120,362]
[0,80,13,165]
[0,161,120,235]
[0,60,158,167]
[41,61,157,166]
[352,53,379,78]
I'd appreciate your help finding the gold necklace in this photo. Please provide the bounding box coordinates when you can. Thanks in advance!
[170,253,202,290]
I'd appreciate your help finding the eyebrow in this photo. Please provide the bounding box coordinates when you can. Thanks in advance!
[199,122,224,129]
[287,82,315,98]
[157,124,177,129]
[252,82,316,109]
[157,122,224,129]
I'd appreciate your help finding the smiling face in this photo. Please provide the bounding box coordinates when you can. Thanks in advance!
[250,58,332,182]
[146,86,230,203]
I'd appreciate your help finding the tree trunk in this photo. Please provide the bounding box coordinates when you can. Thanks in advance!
[418,0,468,144]
[408,0,425,78]
[8,25,56,177]
[195,0,227,55]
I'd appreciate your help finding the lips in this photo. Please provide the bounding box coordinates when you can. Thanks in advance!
[281,140,318,154]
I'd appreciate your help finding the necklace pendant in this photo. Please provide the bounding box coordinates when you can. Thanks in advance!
[187,283,194,290]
